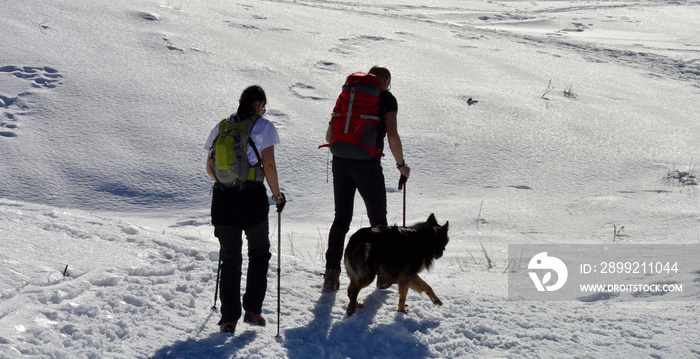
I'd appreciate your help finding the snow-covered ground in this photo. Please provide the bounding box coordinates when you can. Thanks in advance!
[1,0,699,358]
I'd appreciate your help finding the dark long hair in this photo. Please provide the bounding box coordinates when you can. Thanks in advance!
[236,85,267,120]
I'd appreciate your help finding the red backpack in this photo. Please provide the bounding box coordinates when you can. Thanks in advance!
[327,72,383,160]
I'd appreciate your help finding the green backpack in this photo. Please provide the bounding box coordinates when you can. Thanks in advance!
[209,114,265,189]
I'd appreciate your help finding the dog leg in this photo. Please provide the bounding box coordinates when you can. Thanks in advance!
[397,276,411,313]
[409,275,443,306]
[347,281,360,316]
[346,278,371,316]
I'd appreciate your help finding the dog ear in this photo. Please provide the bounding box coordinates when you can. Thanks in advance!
[427,213,437,225]
[443,221,449,231]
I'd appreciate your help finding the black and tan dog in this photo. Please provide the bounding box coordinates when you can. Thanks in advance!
[344,213,449,316]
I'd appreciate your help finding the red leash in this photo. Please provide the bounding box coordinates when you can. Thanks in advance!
[402,181,406,227]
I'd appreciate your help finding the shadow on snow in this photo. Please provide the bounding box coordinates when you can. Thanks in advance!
[284,290,437,358]
[150,289,437,358]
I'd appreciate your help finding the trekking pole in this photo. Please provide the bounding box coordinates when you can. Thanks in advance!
[212,258,221,310]
[276,211,282,338]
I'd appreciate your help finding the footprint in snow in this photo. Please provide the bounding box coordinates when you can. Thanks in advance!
[330,35,391,55]
[290,83,325,101]
[508,185,533,190]
[135,11,160,21]
[314,60,340,72]
[0,65,64,89]
[0,65,64,138]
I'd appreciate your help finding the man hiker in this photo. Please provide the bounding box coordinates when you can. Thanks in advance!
[323,66,411,292]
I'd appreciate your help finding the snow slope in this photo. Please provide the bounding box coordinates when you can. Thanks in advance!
[1,0,699,358]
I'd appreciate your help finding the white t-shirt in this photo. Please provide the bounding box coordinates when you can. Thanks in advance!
[205,116,280,166]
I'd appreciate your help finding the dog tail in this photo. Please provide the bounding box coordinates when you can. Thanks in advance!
[344,241,372,281]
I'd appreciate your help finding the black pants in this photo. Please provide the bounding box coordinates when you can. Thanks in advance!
[216,221,271,323]
[326,156,387,271]
[211,183,271,323]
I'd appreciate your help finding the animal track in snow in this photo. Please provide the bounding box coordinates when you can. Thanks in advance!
[0,65,63,138]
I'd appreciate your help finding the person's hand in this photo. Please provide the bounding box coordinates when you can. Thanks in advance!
[398,175,407,190]
[397,162,410,190]
[398,165,410,180]
[274,193,286,213]
[397,163,410,190]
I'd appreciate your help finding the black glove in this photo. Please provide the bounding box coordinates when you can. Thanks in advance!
[275,193,287,213]
[398,175,407,190]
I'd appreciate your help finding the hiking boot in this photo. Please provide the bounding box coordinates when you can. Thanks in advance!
[219,321,237,333]
[376,273,395,290]
[243,311,266,326]
[322,268,340,292]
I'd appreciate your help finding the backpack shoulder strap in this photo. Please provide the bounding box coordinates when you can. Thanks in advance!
[248,137,262,166]
[245,115,263,166]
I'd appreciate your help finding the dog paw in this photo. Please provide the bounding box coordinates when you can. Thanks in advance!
[397,306,409,314]
[433,298,443,306]
[346,306,356,316]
